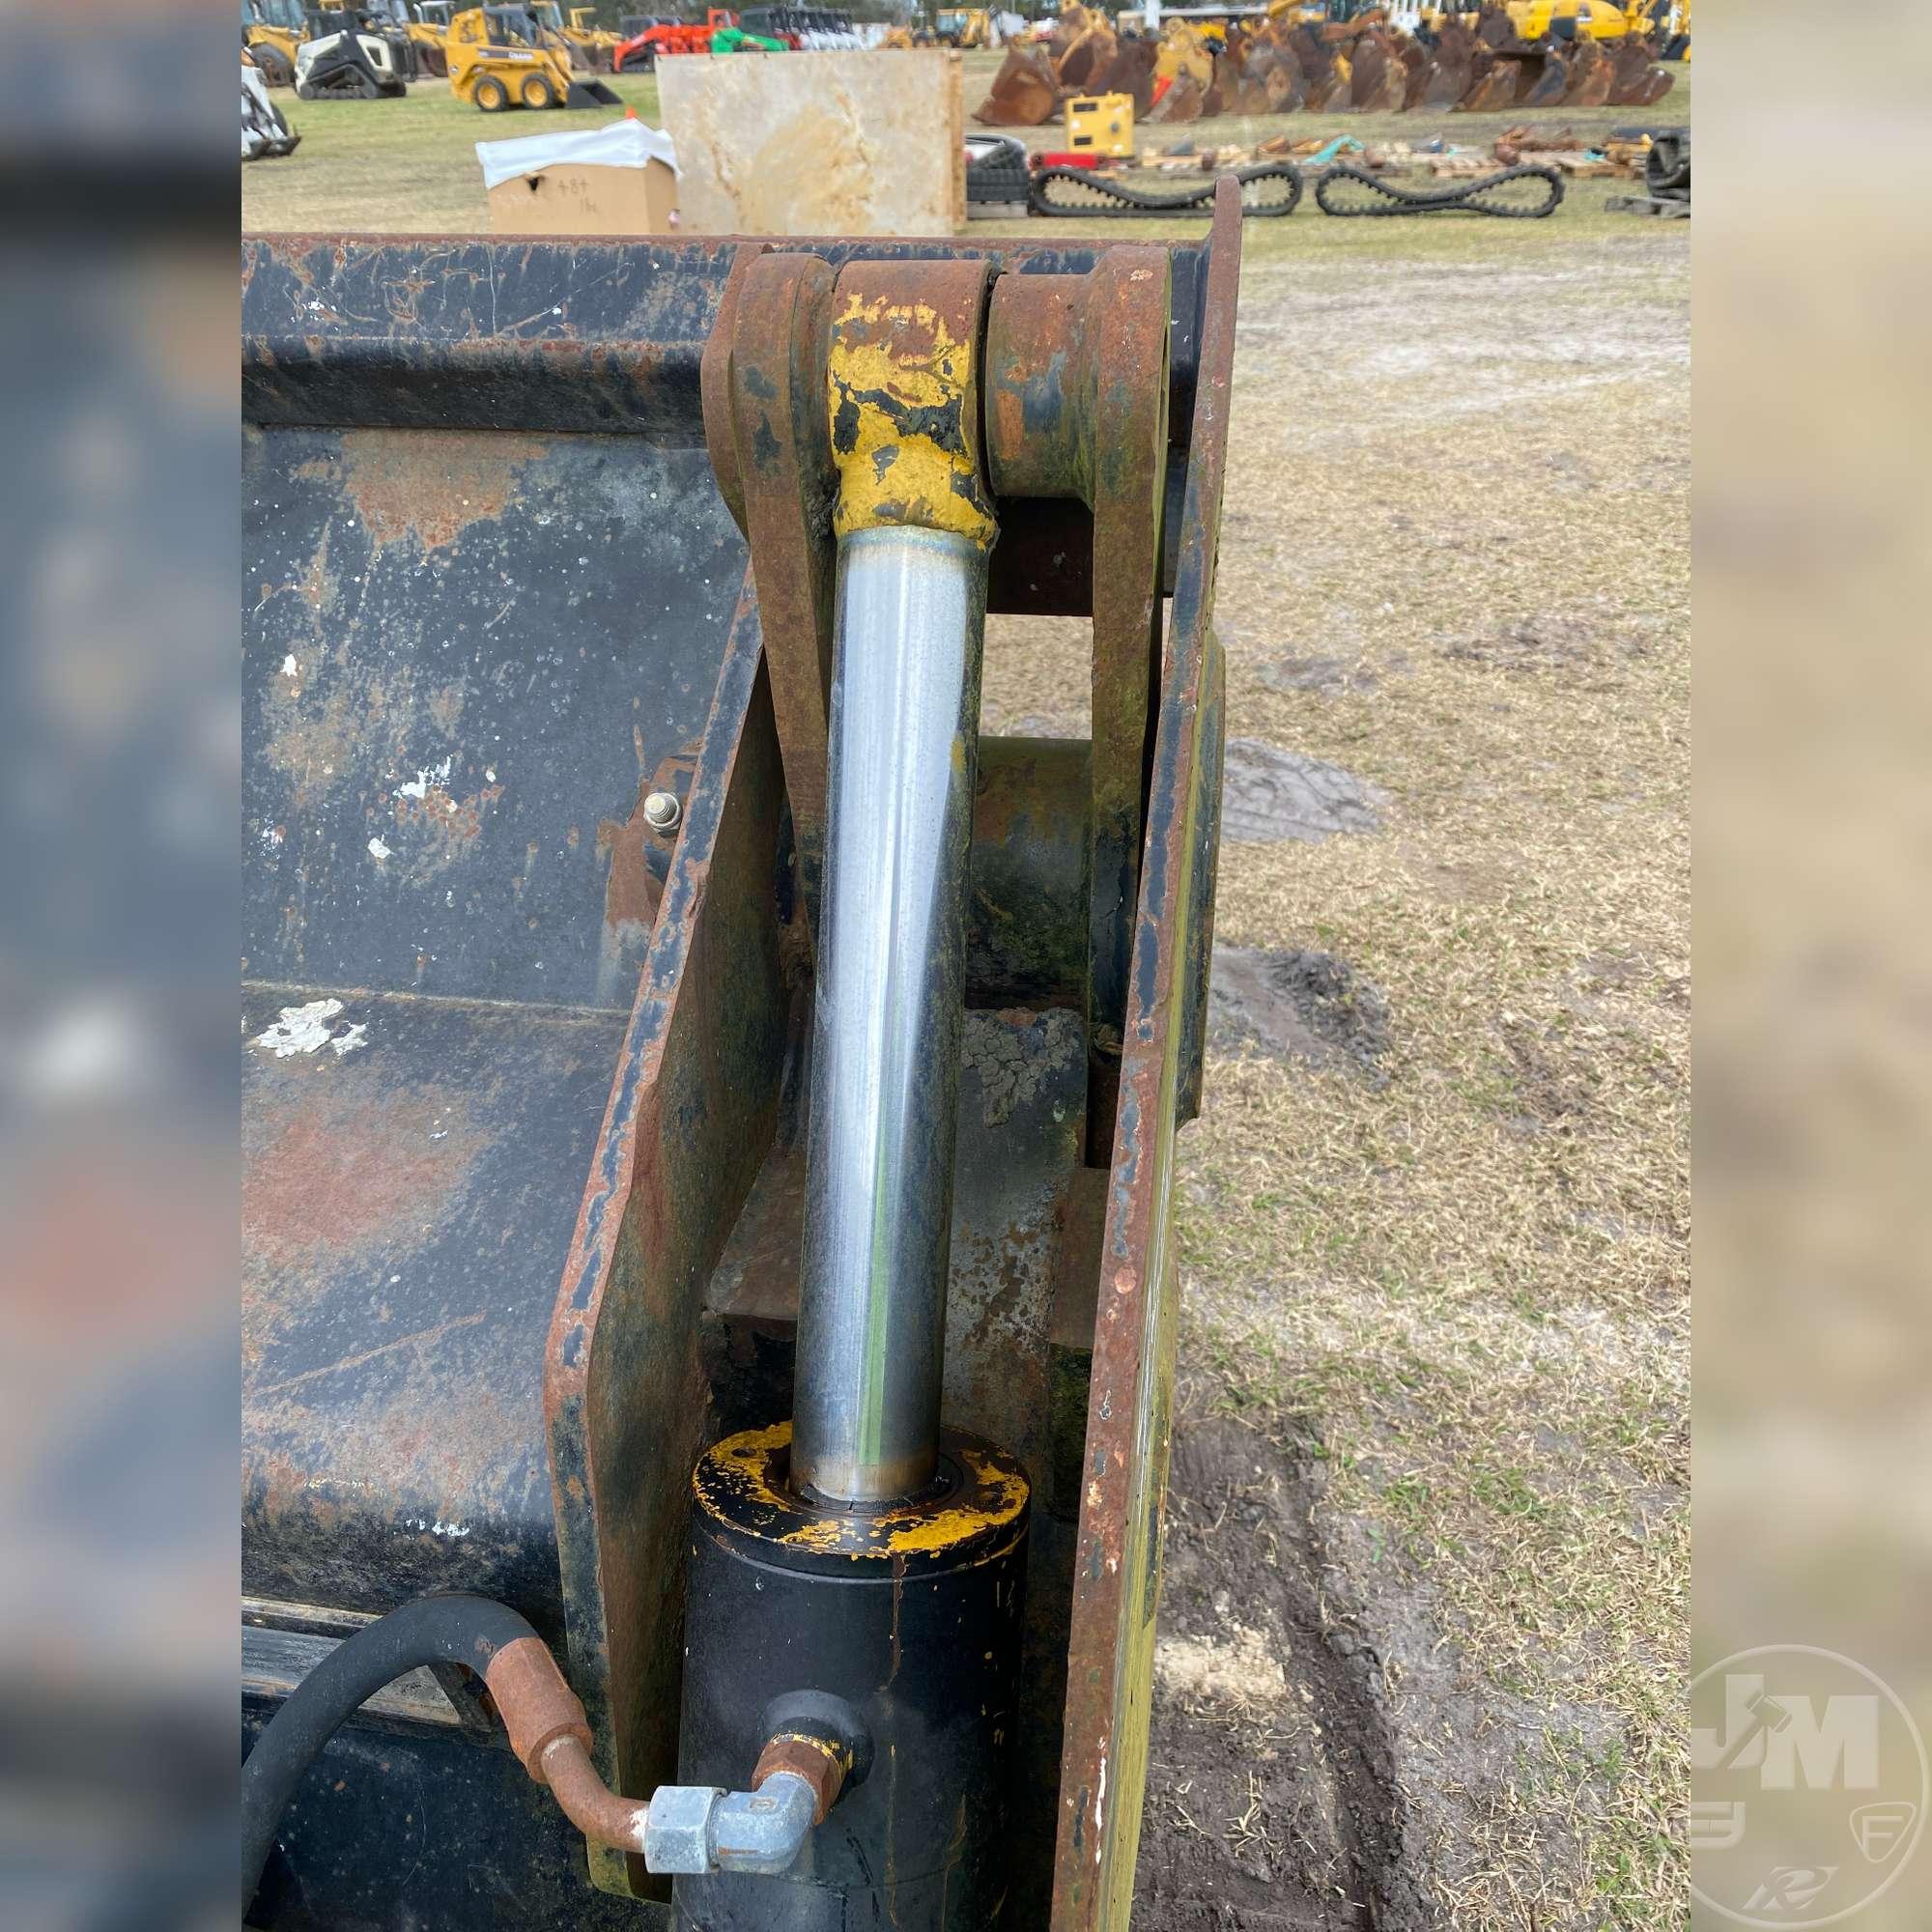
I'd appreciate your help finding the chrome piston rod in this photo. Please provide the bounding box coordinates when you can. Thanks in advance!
[792,526,989,1504]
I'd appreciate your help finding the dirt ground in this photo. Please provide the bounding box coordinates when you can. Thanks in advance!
[244,54,1690,1927]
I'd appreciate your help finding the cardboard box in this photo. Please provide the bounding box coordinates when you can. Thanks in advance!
[477,120,680,237]
[486,156,678,237]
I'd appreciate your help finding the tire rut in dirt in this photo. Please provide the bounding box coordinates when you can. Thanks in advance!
[1135,1417,1433,1930]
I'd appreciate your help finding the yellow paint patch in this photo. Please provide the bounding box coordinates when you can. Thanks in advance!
[826,293,995,550]
[696,1424,1028,1559]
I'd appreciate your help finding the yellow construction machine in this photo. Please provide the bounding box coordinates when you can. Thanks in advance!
[242,0,306,88]
[412,0,457,64]
[566,5,624,65]
[447,3,620,108]
[934,8,995,47]
[1504,0,1667,40]
[525,0,615,69]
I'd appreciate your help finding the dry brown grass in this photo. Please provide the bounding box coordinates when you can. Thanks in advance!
[988,215,1689,1928]
[1191,234,1687,1925]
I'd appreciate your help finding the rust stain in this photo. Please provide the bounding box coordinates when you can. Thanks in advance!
[242,1074,498,1376]
[250,1375,535,1532]
[427,683,467,735]
[389,781,504,881]
[597,795,660,937]
[598,749,694,942]
[245,1088,486,1276]
[327,429,550,554]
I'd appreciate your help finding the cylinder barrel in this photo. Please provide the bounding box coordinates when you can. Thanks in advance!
[791,525,990,1504]
[673,1425,1030,1929]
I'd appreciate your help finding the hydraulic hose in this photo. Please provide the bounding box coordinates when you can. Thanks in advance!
[242,1592,848,1910]
[241,1593,571,1910]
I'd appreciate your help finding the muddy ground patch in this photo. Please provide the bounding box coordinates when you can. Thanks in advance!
[1136,1416,1425,1932]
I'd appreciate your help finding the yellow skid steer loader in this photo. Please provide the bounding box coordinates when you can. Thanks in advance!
[448,3,620,109]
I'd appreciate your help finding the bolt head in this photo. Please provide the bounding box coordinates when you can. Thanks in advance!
[643,1784,720,1874]
[642,789,682,834]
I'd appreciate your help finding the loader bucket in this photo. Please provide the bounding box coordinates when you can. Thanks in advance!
[242,200,1240,1930]
[565,75,620,106]
[974,43,1061,124]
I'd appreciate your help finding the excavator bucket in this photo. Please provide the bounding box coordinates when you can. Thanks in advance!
[1606,37,1674,106]
[1457,51,1521,111]
[1093,38,1157,115]
[1418,17,1478,107]
[1054,18,1117,91]
[1286,23,1349,111]
[1230,72,1267,113]
[1473,2,1537,55]
[1400,37,1431,108]
[1561,37,1613,106]
[1265,57,1304,110]
[974,43,1061,125]
[565,75,620,106]
[1347,28,1407,111]
[1145,69,1205,122]
[1518,47,1572,109]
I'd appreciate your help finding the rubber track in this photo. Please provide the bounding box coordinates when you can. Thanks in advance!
[1314,161,1564,218]
[1029,160,1304,219]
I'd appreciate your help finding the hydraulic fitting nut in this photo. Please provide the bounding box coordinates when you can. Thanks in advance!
[644,1784,723,1874]
[753,1731,848,1825]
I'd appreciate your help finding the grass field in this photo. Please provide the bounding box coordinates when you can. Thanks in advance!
[243,53,1691,1926]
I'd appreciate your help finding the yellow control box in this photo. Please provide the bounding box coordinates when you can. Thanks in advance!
[1064,92,1134,159]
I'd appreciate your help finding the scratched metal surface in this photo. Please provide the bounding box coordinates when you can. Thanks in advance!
[1052,183,1241,1931]
[243,427,741,1009]
[241,285,750,1632]
[241,235,1208,443]
[242,981,625,1632]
